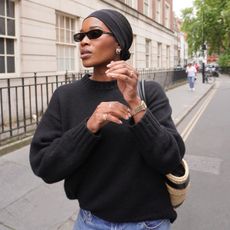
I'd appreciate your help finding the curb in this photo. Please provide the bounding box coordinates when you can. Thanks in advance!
[0,136,33,156]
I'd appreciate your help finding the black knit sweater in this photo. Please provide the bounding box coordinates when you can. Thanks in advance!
[30,74,185,223]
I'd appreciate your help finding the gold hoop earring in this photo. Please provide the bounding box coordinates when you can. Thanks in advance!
[116,48,121,55]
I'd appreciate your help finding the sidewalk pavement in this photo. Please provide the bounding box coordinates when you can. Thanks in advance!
[0,75,214,230]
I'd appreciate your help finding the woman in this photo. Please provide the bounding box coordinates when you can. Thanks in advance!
[30,9,185,230]
[186,63,197,91]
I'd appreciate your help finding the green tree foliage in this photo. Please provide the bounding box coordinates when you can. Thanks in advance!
[218,54,230,67]
[181,0,230,63]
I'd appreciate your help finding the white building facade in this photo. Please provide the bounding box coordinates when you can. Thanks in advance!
[0,0,177,78]
[173,17,188,68]
[179,31,188,67]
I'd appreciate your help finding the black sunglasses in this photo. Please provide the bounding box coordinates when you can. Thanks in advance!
[73,29,113,42]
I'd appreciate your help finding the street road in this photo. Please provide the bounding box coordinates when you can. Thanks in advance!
[173,76,230,230]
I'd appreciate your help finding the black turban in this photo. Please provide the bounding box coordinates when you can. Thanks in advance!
[85,9,133,60]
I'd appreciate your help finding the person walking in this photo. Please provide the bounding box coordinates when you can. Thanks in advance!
[186,62,197,91]
[194,62,200,72]
[29,9,185,230]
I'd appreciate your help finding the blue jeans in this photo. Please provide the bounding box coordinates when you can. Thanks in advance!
[73,209,171,230]
[187,76,195,89]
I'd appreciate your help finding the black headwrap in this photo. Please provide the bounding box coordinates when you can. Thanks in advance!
[85,9,133,60]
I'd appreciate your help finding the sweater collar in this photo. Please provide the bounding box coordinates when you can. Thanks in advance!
[81,74,118,90]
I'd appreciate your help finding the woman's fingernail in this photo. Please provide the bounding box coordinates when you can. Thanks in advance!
[107,61,114,67]
[125,114,130,119]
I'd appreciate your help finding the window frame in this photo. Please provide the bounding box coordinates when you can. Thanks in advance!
[165,3,170,28]
[157,42,162,69]
[166,45,170,69]
[124,0,138,10]
[56,12,76,73]
[145,38,151,68]
[143,0,152,18]
[156,0,162,24]
[0,0,16,76]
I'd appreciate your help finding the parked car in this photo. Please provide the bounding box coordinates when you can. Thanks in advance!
[174,65,184,71]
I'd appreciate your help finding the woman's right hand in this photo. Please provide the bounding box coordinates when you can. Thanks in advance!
[86,101,131,133]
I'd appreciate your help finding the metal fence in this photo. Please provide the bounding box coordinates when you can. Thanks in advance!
[0,69,186,146]
[138,68,186,89]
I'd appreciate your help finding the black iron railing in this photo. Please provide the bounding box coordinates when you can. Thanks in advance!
[0,69,186,146]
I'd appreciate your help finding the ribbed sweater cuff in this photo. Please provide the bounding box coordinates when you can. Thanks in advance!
[130,110,168,146]
[68,119,101,151]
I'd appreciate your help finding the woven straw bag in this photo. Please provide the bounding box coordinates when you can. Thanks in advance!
[165,159,190,208]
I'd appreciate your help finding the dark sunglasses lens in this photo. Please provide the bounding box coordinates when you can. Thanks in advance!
[74,33,85,42]
[87,30,103,39]
[73,30,104,42]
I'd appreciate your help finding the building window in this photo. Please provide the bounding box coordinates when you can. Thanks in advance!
[125,0,137,9]
[127,35,136,67]
[157,42,162,68]
[166,45,170,68]
[56,13,75,72]
[144,0,150,17]
[0,0,16,74]
[156,0,162,24]
[145,39,151,68]
[165,3,170,28]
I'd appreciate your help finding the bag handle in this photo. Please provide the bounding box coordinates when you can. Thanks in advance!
[137,79,146,102]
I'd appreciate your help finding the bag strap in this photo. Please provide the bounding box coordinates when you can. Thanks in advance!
[137,79,146,102]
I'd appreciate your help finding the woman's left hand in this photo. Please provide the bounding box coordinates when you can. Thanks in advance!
[106,61,139,105]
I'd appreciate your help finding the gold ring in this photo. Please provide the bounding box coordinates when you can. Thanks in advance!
[103,113,107,121]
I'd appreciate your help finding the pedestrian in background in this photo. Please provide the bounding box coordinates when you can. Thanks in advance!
[29,9,185,230]
[186,62,197,91]
[194,62,200,72]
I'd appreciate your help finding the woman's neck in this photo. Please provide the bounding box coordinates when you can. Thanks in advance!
[91,66,111,82]
[90,57,120,81]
